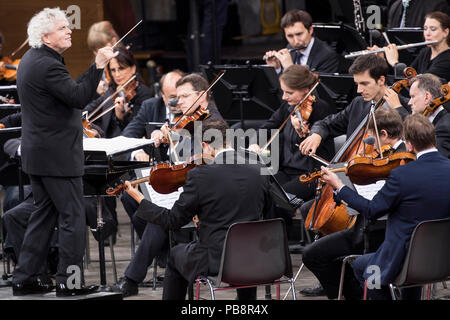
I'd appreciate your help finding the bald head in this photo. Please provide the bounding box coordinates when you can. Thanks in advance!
[160,70,184,113]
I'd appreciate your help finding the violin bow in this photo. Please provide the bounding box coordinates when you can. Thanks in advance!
[261,80,320,153]
[172,70,225,128]
[112,20,143,49]
[86,75,136,124]
[9,38,29,57]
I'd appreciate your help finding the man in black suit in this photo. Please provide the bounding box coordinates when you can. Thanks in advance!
[13,7,116,296]
[321,113,450,299]
[264,9,339,74]
[111,74,225,297]
[408,73,450,158]
[123,119,274,300]
[120,70,184,238]
[301,107,406,300]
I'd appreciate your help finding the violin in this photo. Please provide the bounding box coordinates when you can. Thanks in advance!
[303,67,417,236]
[293,94,314,138]
[423,83,450,117]
[105,154,211,195]
[0,57,20,82]
[300,148,415,185]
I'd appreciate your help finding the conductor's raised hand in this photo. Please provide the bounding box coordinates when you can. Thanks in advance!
[95,46,119,69]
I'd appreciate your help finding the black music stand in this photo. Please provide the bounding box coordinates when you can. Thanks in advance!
[200,64,282,128]
[83,137,154,290]
[387,28,424,66]
[317,73,357,112]
[0,104,21,122]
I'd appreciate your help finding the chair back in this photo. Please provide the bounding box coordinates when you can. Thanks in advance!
[394,217,450,286]
[216,218,293,286]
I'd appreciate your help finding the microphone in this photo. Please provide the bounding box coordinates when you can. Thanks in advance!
[168,98,178,107]
[363,136,376,156]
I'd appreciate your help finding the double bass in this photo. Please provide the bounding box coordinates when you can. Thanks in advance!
[303,67,417,236]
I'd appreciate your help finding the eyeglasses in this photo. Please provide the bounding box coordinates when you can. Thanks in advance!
[176,91,199,100]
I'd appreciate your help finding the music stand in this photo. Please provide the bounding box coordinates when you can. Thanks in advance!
[317,73,357,112]
[200,64,282,128]
[0,104,21,122]
[387,28,424,66]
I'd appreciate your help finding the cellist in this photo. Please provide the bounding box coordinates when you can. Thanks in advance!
[297,54,410,297]
[301,107,407,300]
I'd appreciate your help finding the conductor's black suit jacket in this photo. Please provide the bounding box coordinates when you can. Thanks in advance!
[17,45,102,177]
[136,151,273,282]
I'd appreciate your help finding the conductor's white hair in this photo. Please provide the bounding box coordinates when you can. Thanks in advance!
[27,7,68,48]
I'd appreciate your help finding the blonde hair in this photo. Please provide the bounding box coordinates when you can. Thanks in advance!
[27,7,68,48]
[87,21,119,52]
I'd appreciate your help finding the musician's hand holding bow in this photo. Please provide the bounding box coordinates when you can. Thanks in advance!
[299,133,322,156]
[134,150,150,162]
[95,46,119,69]
[124,181,145,204]
[320,166,344,191]
[248,144,261,154]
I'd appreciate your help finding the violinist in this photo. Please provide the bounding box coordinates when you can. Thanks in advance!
[83,46,153,138]
[13,7,117,296]
[408,73,450,158]
[249,65,335,220]
[320,114,450,299]
[114,118,273,300]
[151,73,224,158]
[301,107,406,300]
[264,9,339,74]
[381,11,450,82]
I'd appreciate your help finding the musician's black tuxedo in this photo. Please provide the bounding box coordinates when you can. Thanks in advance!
[288,38,339,73]
[135,151,273,299]
[122,97,167,138]
[432,108,450,158]
[14,45,102,286]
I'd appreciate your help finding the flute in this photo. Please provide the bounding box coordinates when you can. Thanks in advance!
[263,45,307,61]
[344,40,438,59]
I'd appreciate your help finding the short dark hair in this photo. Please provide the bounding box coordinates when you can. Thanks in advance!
[280,9,313,29]
[176,73,210,101]
[368,107,403,139]
[403,114,436,151]
[279,65,318,90]
[348,54,389,81]
[201,118,230,148]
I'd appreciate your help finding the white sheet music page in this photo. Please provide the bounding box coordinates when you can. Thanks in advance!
[83,136,154,155]
[138,168,183,209]
[353,180,386,200]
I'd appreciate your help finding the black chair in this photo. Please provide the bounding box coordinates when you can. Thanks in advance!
[389,217,450,300]
[195,218,297,300]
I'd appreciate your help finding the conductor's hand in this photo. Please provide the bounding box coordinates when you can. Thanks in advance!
[299,133,322,155]
[95,46,118,69]
[124,181,145,204]
[320,166,344,190]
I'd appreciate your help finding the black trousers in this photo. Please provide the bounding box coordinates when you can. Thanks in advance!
[163,242,256,300]
[13,175,85,285]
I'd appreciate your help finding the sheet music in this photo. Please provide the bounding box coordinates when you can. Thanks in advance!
[136,168,182,209]
[83,136,155,156]
[354,180,385,200]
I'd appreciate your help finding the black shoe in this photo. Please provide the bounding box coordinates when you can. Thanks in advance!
[55,283,99,297]
[12,279,54,296]
[299,283,326,297]
[111,277,138,297]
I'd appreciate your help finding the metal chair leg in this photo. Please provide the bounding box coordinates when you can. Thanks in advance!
[389,284,398,300]
[109,236,118,283]
[152,258,157,291]
[283,262,304,300]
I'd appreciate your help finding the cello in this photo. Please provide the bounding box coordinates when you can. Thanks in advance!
[303,67,417,236]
